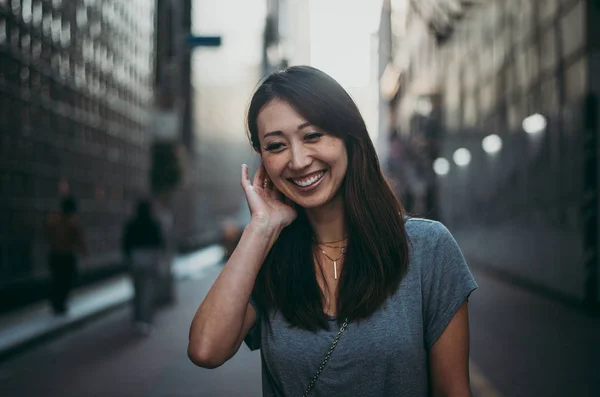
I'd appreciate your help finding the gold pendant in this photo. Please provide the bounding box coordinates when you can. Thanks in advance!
[334,260,338,280]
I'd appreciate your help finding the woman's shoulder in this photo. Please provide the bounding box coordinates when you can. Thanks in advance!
[401,217,470,285]
[404,216,451,243]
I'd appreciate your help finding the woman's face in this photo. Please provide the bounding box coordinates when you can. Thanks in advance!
[256,99,348,209]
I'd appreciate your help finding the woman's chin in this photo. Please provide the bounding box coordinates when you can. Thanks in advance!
[287,197,321,210]
[281,182,342,210]
[291,194,338,211]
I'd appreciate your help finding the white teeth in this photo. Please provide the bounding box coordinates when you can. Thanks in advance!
[292,172,324,187]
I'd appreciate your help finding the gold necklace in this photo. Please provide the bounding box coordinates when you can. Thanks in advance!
[319,241,346,249]
[318,247,345,280]
[318,242,346,254]
[314,237,347,251]
[314,236,347,245]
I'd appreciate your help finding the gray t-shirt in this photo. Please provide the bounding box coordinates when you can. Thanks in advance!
[245,218,477,396]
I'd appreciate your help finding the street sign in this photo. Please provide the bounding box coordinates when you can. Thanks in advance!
[186,35,222,48]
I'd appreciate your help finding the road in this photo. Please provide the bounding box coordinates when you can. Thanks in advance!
[1,263,598,397]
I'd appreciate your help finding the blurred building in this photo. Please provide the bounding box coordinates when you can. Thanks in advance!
[172,0,267,249]
[263,0,311,73]
[380,0,600,308]
[0,0,156,311]
[152,0,190,253]
[170,0,310,248]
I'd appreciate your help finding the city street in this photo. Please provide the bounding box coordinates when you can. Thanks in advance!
[0,262,261,397]
[1,260,599,397]
[1,0,600,396]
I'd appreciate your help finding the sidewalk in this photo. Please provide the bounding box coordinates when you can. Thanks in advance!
[468,267,600,397]
[0,245,224,361]
[452,219,586,303]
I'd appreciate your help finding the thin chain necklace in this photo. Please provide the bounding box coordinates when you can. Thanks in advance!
[317,247,345,280]
[319,242,347,251]
[314,237,347,251]
[313,236,347,245]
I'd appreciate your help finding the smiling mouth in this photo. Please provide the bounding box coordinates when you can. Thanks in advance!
[288,171,325,187]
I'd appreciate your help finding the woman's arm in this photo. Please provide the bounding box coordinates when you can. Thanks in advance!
[188,164,296,368]
[187,222,280,368]
[428,301,472,397]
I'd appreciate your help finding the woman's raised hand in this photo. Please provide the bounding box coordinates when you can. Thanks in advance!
[241,164,297,233]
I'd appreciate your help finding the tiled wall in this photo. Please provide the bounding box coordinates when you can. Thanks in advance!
[0,0,155,284]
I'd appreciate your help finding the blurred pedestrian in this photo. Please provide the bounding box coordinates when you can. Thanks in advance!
[188,66,477,396]
[122,199,164,335]
[46,195,87,315]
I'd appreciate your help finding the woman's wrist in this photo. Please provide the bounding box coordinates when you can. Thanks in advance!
[246,217,282,240]
[240,220,283,263]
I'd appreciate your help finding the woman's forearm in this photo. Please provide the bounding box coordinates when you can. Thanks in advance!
[187,221,281,367]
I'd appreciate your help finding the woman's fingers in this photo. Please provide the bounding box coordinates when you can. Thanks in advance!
[241,164,252,191]
[252,163,266,189]
[241,164,263,216]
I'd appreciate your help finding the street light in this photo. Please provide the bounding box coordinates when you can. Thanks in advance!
[482,134,502,154]
[433,157,450,176]
[522,113,547,134]
[453,148,471,166]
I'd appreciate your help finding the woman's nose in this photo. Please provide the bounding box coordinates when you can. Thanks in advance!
[289,144,312,171]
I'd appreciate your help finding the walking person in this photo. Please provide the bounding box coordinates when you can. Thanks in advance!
[46,195,87,315]
[122,199,164,335]
[188,66,477,396]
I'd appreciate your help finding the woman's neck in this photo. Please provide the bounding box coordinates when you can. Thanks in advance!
[305,195,346,243]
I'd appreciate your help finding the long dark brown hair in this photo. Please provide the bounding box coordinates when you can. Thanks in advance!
[247,66,409,331]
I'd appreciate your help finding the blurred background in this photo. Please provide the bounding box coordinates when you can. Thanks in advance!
[0,0,599,396]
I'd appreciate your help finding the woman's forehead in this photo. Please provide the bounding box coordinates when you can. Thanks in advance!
[257,100,308,136]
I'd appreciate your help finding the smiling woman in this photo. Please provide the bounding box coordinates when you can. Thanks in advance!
[188,66,477,397]
[255,100,348,210]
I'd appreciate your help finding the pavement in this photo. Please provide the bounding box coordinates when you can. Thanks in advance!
[0,244,599,397]
[0,245,225,361]
[452,219,586,302]
[467,264,600,397]
[0,247,262,397]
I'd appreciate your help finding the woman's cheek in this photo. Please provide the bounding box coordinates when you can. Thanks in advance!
[262,157,277,177]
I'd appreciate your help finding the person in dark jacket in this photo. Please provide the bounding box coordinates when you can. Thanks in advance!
[122,199,164,335]
[46,195,88,315]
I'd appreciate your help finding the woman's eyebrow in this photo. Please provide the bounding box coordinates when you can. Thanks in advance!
[263,130,284,139]
[296,121,311,130]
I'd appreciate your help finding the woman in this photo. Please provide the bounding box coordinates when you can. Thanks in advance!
[188,66,477,396]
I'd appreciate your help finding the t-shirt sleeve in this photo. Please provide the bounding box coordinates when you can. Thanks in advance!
[422,222,477,349]
[244,297,261,351]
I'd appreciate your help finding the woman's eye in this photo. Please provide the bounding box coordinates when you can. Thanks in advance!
[305,132,324,142]
[265,142,285,152]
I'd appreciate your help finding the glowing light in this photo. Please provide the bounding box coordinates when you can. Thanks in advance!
[433,158,450,176]
[522,113,547,134]
[453,148,471,167]
[416,97,432,117]
[482,134,502,154]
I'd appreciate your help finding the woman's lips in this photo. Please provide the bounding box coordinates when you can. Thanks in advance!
[288,170,326,191]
